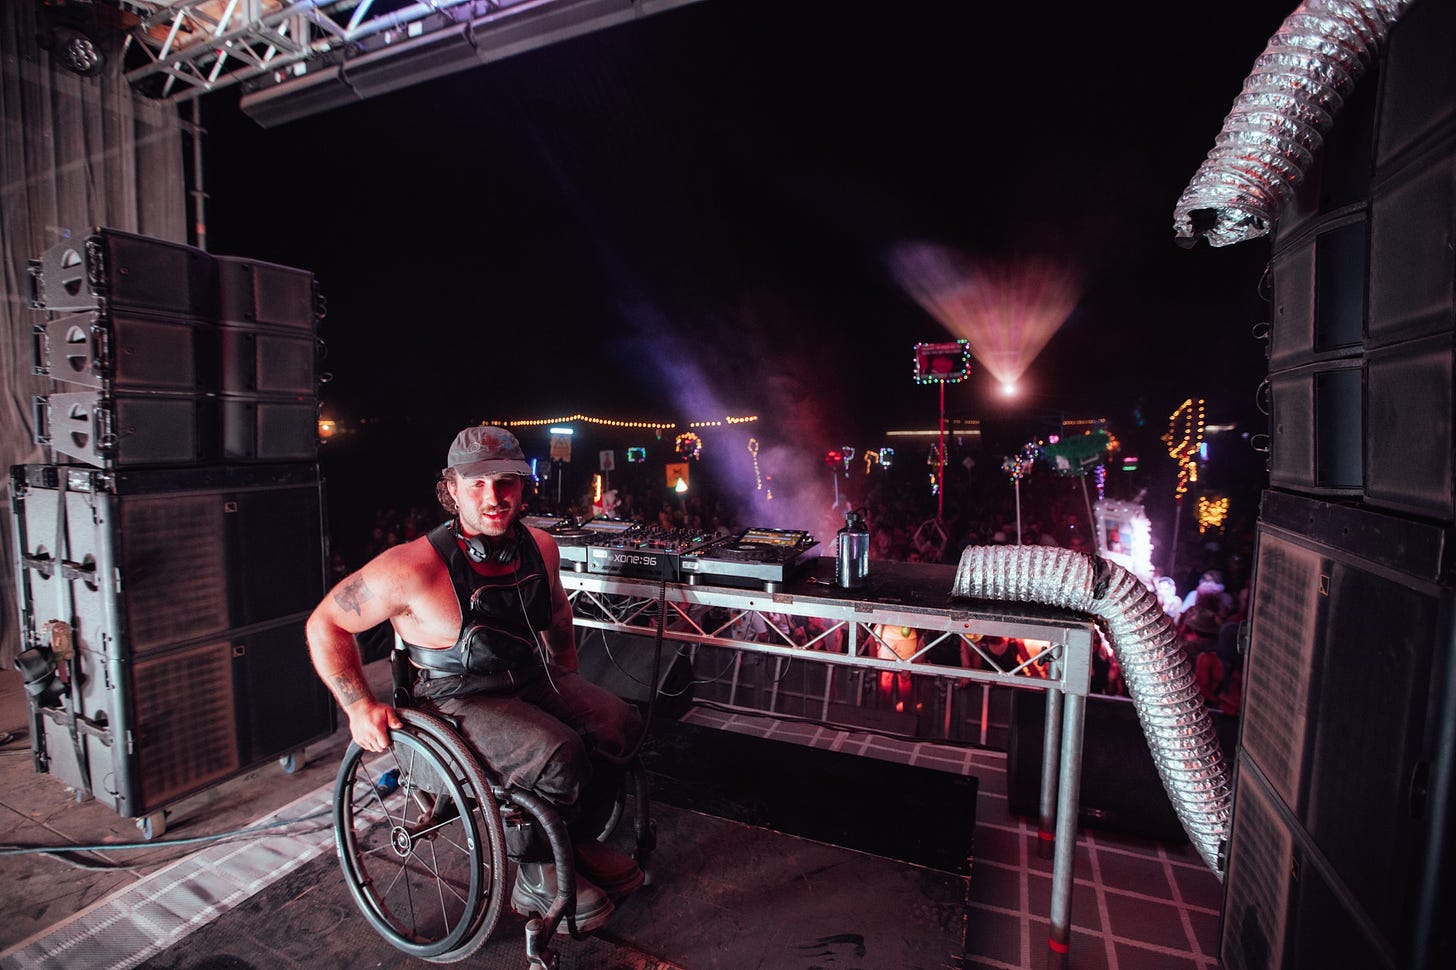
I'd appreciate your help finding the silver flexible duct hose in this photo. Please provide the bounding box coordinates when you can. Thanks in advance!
[952,545,1231,876]
[1173,0,1413,247]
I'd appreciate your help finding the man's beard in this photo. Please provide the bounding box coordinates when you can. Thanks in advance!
[465,505,516,537]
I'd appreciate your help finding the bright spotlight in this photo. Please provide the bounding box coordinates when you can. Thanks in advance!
[891,243,1080,391]
[1000,382,1018,398]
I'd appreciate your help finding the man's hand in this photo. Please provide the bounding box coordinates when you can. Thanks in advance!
[346,698,404,752]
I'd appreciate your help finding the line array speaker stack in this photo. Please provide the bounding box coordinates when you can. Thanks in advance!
[28,230,321,467]
[10,228,336,833]
[1224,2,1456,968]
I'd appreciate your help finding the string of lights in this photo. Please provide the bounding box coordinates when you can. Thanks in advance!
[1162,398,1206,497]
[490,413,760,431]
[1197,495,1230,533]
[674,432,703,460]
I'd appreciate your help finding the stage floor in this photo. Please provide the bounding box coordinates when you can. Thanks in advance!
[0,663,1224,970]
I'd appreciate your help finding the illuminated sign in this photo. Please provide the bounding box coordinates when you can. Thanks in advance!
[913,340,972,384]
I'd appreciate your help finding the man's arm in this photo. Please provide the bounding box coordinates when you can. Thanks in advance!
[306,553,408,751]
[531,528,579,672]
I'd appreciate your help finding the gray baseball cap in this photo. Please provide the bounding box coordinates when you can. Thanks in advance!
[444,426,533,479]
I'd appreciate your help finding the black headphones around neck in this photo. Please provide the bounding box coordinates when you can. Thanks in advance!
[454,519,520,565]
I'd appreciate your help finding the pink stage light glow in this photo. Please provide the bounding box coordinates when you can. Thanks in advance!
[891,242,1080,389]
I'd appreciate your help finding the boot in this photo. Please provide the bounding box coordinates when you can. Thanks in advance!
[510,861,614,935]
[573,840,645,899]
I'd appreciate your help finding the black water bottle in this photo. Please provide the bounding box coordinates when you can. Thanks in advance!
[836,509,869,589]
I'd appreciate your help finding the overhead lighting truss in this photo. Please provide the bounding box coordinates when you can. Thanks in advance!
[120,0,699,114]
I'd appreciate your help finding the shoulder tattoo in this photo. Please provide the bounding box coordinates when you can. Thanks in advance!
[334,576,376,616]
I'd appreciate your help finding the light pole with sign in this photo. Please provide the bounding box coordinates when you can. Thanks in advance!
[913,340,972,520]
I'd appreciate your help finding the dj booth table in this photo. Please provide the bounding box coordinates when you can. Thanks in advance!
[562,556,1098,958]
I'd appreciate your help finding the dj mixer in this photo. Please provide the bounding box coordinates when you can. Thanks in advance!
[680,526,819,590]
[532,517,818,591]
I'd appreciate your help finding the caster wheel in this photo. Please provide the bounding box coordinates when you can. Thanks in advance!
[279,750,303,774]
[138,812,167,840]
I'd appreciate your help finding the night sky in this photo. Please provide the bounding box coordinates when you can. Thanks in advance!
[198,0,1294,539]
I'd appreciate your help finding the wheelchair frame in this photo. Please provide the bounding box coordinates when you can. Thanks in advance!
[331,648,654,968]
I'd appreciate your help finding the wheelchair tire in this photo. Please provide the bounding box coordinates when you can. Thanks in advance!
[333,710,508,962]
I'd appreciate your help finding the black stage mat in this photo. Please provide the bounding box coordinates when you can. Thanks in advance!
[133,798,970,970]
[639,719,977,874]
[131,725,976,969]
[132,847,670,970]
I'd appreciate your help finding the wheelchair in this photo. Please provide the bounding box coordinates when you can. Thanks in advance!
[331,648,655,968]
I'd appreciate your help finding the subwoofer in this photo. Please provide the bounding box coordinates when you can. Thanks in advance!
[9,463,335,820]
[577,629,694,721]
[1221,491,1454,970]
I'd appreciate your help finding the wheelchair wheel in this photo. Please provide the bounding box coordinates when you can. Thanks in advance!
[334,710,508,962]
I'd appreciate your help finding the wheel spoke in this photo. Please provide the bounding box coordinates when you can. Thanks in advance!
[425,842,460,936]
[334,712,507,960]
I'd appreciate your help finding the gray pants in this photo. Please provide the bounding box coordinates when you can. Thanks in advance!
[421,668,643,840]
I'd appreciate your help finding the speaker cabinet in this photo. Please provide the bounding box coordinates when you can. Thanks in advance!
[1222,491,1455,970]
[37,390,215,469]
[32,310,216,393]
[1367,134,1456,350]
[28,228,215,317]
[1362,0,1456,523]
[1267,360,1363,494]
[1268,209,1367,370]
[1275,56,1379,241]
[1267,202,1369,498]
[28,616,333,819]
[11,463,326,654]
[1221,757,1391,970]
[215,256,318,332]
[220,325,317,395]
[30,310,319,398]
[1364,335,1455,520]
[220,394,320,462]
[1360,132,1456,521]
[35,388,319,469]
[25,233,323,472]
[11,464,334,819]
[1374,0,1456,171]
[1236,10,1456,966]
[577,630,694,721]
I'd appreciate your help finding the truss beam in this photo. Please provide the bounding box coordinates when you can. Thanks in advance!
[120,0,701,109]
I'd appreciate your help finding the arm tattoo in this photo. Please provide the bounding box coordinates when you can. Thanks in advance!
[333,577,376,617]
[330,673,367,706]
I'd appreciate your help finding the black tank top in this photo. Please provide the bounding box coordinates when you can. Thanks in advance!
[403,519,554,676]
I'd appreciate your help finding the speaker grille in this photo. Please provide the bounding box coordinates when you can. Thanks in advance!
[1221,760,1292,970]
[220,396,318,461]
[216,257,316,331]
[44,390,211,469]
[1244,533,1321,810]
[1312,557,1437,938]
[132,642,239,812]
[119,493,229,653]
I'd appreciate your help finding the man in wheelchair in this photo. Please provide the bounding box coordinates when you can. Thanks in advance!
[306,424,645,934]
